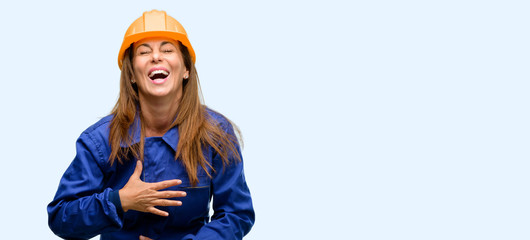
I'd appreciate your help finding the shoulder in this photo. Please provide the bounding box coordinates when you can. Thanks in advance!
[205,107,233,130]
[78,115,114,147]
[70,115,114,163]
[82,115,113,136]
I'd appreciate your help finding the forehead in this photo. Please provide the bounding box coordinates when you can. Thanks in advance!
[133,37,179,48]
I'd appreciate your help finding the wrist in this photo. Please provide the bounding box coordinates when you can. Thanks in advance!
[109,189,125,217]
[118,189,129,212]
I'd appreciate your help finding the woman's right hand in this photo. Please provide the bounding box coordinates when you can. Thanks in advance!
[119,160,186,217]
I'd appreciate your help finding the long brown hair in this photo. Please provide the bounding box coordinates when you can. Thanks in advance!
[109,42,242,186]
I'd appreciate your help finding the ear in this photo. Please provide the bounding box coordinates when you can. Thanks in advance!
[184,70,190,79]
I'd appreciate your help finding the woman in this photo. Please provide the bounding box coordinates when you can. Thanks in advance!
[48,10,255,240]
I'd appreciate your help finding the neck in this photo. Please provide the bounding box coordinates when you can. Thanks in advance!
[139,93,181,137]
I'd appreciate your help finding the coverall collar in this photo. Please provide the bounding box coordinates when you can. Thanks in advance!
[119,116,180,152]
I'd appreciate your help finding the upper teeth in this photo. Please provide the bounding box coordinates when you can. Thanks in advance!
[149,70,169,78]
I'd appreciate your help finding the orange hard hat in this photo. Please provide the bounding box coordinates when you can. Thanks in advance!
[118,10,196,69]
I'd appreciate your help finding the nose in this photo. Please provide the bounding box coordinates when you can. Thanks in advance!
[151,50,162,63]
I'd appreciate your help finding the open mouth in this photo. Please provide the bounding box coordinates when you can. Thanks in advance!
[148,68,170,81]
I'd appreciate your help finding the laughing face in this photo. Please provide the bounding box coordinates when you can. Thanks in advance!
[132,37,189,102]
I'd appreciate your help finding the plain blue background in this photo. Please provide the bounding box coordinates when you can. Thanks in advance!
[1,0,529,239]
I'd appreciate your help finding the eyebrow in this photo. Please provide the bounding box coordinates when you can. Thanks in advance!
[160,41,176,47]
[137,41,175,50]
[136,43,152,51]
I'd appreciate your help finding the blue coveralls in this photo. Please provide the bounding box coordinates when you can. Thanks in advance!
[48,110,255,240]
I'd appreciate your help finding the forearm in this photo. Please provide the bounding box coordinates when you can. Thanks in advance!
[48,188,123,239]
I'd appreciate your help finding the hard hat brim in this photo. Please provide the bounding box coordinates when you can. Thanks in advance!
[118,31,196,69]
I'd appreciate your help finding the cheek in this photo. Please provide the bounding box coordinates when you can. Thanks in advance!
[169,57,186,74]
[132,65,145,80]
[132,57,146,73]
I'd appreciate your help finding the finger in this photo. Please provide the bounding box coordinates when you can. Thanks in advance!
[146,206,169,217]
[153,190,187,199]
[152,179,182,190]
[139,236,153,240]
[151,199,183,207]
[131,160,143,179]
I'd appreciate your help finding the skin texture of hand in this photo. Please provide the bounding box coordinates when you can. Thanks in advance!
[139,235,153,240]
[119,160,186,217]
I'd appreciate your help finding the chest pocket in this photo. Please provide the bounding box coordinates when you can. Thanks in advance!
[178,167,211,187]
[121,171,211,232]
[166,173,211,227]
